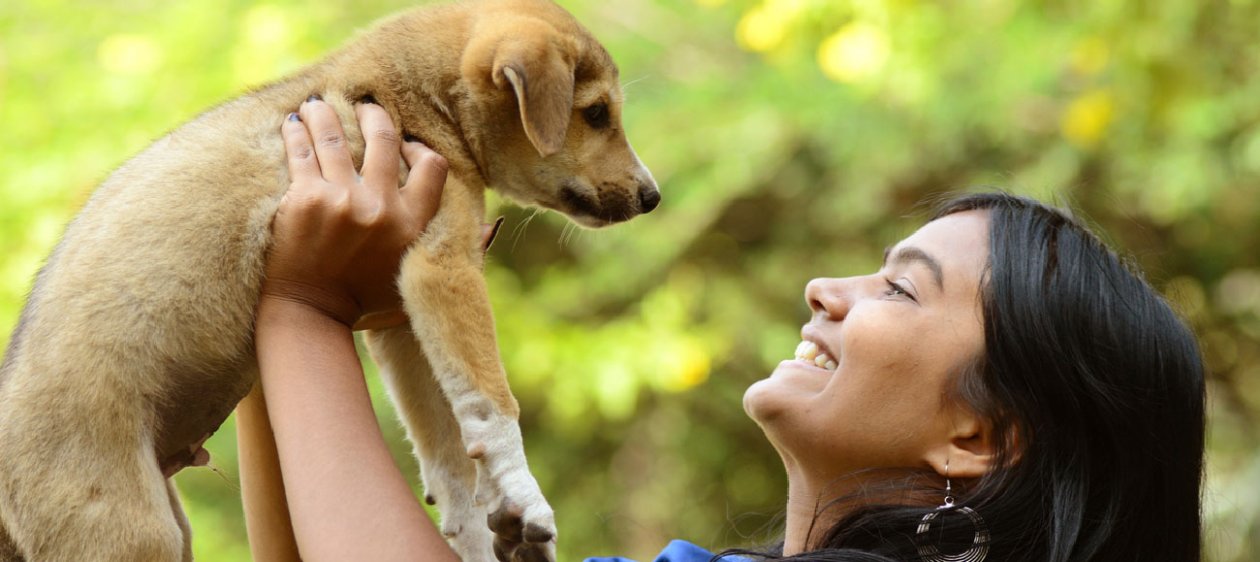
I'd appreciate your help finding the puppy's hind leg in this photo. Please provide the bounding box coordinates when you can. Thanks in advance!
[366,327,495,562]
[0,415,185,562]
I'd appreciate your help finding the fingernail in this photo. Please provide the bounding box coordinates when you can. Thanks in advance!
[359,94,378,105]
[305,94,322,103]
[403,133,420,143]
[287,112,301,122]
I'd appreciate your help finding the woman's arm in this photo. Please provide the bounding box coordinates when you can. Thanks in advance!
[237,384,301,562]
[237,97,458,561]
[255,298,455,561]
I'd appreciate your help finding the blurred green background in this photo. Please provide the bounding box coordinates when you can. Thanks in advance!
[3,0,1259,559]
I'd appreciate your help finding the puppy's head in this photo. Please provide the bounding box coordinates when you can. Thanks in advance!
[461,0,658,228]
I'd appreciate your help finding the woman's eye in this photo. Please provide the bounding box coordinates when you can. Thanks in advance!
[884,280,915,301]
[583,103,610,129]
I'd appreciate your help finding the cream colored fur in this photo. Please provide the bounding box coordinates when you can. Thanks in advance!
[0,1,656,560]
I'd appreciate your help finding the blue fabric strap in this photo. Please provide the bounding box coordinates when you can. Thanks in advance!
[584,539,749,562]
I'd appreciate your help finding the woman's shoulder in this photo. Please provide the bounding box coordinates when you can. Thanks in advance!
[584,539,750,562]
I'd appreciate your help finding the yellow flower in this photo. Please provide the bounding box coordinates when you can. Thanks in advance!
[817,22,890,84]
[736,5,789,53]
[1061,89,1116,149]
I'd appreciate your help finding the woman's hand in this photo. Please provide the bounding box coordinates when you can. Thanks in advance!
[262,96,447,330]
[245,98,461,562]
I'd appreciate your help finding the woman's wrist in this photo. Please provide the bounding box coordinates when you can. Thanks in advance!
[258,280,361,329]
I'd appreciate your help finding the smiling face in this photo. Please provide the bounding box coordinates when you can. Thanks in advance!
[744,210,991,484]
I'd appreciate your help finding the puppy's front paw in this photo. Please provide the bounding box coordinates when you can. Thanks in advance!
[417,455,497,562]
[455,397,556,560]
[488,499,557,562]
[447,516,498,562]
[472,455,555,562]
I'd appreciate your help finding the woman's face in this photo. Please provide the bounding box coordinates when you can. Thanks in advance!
[744,210,990,482]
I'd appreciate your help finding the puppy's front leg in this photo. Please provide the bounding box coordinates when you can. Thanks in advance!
[398,194,556,562]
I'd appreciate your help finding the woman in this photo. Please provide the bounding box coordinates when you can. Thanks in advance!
[234,98,1206,562]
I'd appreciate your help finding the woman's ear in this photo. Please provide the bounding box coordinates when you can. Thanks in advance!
[925,411,997,480]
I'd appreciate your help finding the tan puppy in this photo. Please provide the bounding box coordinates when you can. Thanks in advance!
[0,1,657,560]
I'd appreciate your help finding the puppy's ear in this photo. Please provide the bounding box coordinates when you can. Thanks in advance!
[490,32,577,158]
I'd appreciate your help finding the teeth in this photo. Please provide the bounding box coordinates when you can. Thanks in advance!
[814,353,837,370]
[793,340,838,370]
[798,341,818,361]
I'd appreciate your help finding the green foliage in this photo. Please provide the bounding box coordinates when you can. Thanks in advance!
[3,0,1259,560]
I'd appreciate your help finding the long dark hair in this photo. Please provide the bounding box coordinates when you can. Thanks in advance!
[729,192,1206,561]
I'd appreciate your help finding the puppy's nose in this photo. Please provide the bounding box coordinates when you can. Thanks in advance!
[639,183,661,214]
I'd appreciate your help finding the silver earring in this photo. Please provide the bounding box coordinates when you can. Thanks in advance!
[915,463,990,562]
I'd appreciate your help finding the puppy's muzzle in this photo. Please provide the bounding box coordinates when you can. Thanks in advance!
[561,176,661,225]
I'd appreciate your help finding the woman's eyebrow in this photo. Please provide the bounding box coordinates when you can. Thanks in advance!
[882,245,944,290]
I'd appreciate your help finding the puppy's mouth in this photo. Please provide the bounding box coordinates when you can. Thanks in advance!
[553,180,639,228]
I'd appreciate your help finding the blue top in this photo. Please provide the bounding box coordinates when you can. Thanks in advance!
[584,539,749,562]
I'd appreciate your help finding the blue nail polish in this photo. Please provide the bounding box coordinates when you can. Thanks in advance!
[306,94,322,103]
[287,112,301,122]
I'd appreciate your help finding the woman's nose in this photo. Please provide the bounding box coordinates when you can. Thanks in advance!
[805,277,852,320]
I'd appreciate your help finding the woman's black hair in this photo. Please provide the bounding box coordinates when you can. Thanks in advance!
[725,192,1206,562]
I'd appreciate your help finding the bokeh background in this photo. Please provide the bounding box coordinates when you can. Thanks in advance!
[3,0,1259,559]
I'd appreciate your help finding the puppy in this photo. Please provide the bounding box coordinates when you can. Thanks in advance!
[0,0,657,560]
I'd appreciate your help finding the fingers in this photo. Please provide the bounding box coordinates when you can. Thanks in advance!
[356,101,403,194]
[284,96,447,232]
[400,139,448,227]
[298,96,357,184]
[281,112,321,184]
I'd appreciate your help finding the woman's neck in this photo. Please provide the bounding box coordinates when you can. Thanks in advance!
[783,466,943,555]
[782,469,849,555]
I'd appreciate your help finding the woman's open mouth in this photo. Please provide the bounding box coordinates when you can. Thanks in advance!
[794,340,837,371]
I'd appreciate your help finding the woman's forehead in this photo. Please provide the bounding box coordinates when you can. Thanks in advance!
[894,211,990,291]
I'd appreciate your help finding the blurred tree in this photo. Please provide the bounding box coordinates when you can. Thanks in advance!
[1,0,1257,560]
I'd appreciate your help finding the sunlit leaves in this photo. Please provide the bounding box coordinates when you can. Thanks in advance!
[97,34,165,75]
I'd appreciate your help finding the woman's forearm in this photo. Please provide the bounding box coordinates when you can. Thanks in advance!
[237,384,301,562]
[254,297,458,562]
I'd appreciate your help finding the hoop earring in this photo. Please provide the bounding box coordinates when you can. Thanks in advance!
[915,462,990,562]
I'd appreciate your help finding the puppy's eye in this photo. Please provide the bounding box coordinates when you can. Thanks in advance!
[582,103,610,129]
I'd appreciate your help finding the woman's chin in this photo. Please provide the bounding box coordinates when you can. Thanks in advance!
[744,360,833,422]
